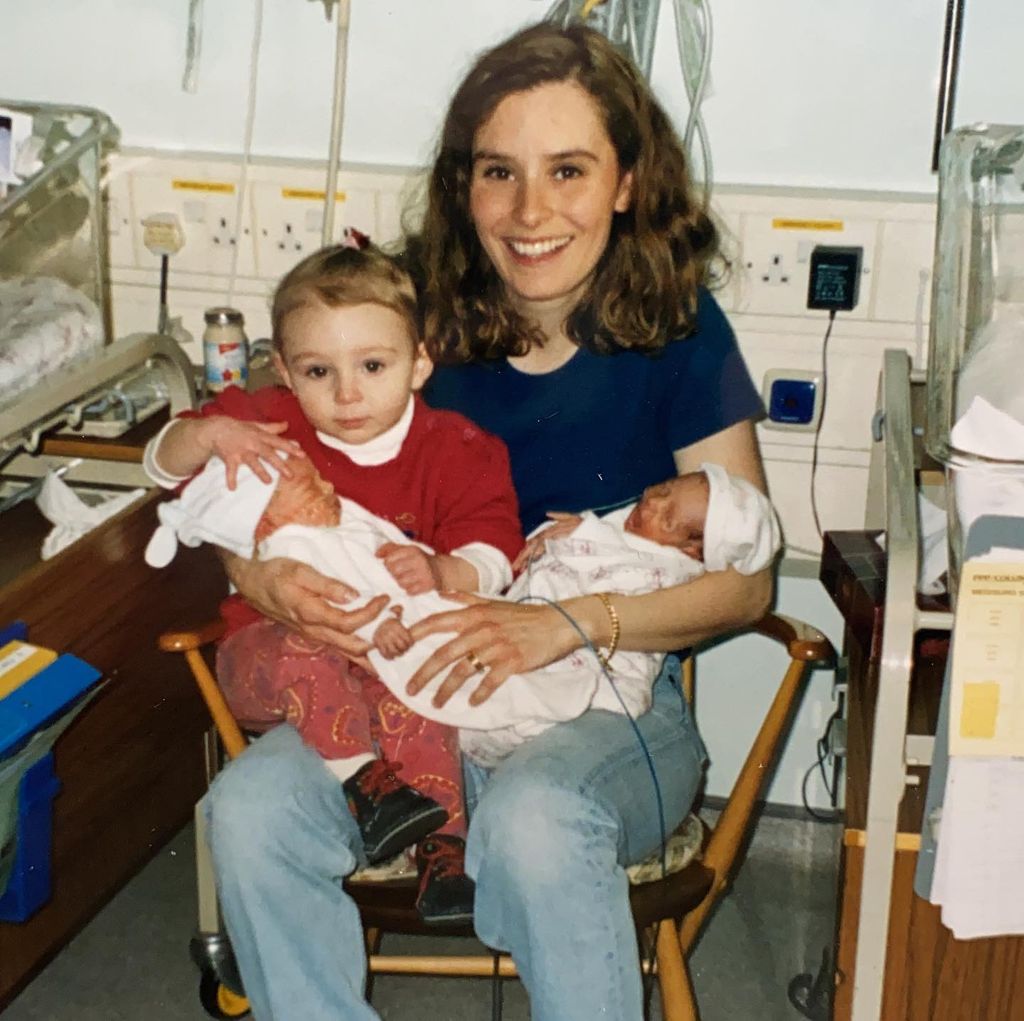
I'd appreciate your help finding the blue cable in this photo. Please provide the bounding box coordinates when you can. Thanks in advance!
[513,593,669,879]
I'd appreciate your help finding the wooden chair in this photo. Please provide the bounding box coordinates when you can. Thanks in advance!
[159,611,833,1020]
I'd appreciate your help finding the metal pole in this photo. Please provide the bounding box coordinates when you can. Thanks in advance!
[323,0,352,246]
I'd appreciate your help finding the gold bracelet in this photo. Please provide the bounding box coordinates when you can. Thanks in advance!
[593,592,620,669]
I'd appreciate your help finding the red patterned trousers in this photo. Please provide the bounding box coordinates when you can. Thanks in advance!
[216,619,465,838]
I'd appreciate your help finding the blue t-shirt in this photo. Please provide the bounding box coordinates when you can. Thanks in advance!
[425,288,763,534]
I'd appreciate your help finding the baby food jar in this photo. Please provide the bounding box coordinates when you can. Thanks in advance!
[203,307,248,394]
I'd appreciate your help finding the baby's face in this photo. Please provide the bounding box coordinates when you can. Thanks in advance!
[254,457,339,544]
[623,474,709,558]
[273,297,432,446]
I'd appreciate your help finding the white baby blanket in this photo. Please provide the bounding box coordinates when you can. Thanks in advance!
[147,458,780,766]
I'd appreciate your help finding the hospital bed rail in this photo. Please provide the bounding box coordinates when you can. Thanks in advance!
[851,349,953,1021]
[0,332,196,471]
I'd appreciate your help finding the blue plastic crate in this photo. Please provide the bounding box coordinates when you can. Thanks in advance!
[0,752,61,921]
[0,629,100,922]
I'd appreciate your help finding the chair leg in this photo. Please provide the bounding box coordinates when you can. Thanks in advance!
[364,927,382,1001]
[655,921,699,1021]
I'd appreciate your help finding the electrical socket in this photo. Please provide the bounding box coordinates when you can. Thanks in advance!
[130,172,257,278]
[252,181,377,280]
[734,211,876,318]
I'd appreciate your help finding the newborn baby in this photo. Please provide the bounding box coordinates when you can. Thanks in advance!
[146,457,780,766]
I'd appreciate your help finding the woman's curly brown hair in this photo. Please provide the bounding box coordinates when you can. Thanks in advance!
[407,21,721,364]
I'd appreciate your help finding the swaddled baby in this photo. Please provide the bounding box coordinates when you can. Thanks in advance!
[147,455,780,767]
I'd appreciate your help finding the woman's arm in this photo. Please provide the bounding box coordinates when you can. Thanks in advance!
[567,418,772,652]
[221,550,388,654]
[407,420,772,707]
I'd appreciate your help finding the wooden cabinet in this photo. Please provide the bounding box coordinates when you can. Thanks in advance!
[0,489,226,1006]
[821,531,1024,1021]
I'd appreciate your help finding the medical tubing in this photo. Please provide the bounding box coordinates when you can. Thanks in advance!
[673,0,714,195]
[226,0,264,307]
[514,594,668,879]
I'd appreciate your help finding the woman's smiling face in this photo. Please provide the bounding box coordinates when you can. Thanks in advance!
[468,79,633,319]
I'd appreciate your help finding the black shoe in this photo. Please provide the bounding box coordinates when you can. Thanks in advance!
[415,834,475,926]
[343,759,448,864]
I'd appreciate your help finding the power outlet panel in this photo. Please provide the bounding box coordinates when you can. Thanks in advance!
[130,171,257,279]
[251,180,377,281]
[733,212,877,318]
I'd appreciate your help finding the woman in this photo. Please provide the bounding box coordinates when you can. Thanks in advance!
[209,22,770,1021]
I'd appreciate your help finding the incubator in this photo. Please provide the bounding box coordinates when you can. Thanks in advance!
[925,123,1024,591]
[0,99,195,580]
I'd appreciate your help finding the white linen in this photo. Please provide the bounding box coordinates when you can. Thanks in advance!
[144,457,277,568]
[0,275,103,408]
[36,472,145,560]
[146,459,781,767]
[262,504,703,767]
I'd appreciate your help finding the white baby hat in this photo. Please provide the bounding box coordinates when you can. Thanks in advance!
[700,462,781,574]
[144,457,278,568]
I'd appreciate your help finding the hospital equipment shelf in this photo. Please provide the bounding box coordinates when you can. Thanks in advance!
[820,350,1024,1020]
[0,457,226,1006]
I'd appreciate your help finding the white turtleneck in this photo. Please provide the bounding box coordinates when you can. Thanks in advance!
[314,395,414,466]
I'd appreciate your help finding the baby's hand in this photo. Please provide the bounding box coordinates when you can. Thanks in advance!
[512,512,584,573]
[377,542,438,595]
[202,417,303,489]
[373,613,414,659]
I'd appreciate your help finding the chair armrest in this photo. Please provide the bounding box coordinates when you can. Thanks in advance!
[158,619,227,653]
[751,612,834,665]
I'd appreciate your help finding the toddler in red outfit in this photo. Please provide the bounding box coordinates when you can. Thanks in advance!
[143,244,523,924]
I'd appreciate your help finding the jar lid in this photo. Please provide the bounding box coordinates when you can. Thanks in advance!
[204,306,245,326]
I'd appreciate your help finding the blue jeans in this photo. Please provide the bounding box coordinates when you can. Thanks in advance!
[203,657,706,1021]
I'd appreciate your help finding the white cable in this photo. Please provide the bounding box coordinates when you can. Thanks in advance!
[226,0,264,307]
[672,0,714,196]
[182,0,204,93]
[322,0,352,247]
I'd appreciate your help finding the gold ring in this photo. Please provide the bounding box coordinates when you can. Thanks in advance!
[465,652,485,672]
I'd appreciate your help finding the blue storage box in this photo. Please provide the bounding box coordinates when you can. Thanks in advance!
[0,753,60,921]
[0,627,101,922]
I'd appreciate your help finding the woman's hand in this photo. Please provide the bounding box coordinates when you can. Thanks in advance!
[405,593,583,709]
[224,553,388,656]
[202,417,304,489]
[511,512,583,573]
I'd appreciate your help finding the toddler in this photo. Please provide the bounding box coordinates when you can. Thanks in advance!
[143,244,523,924]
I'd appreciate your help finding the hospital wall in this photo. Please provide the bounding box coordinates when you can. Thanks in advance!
[11,0,1022,808]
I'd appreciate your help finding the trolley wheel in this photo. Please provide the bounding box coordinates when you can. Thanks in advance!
[199,968,251,1019]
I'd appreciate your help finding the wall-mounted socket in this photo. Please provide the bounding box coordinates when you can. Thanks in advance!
[251,182,377,280]
[130,172,256,278]
[734,212,876,318]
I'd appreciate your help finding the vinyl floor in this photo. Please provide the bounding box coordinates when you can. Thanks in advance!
[4,810,840,1021]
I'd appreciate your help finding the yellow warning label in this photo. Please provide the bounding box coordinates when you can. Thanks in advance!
[772,218,843,232]
[281,188,347,202]
[172,179,236,194]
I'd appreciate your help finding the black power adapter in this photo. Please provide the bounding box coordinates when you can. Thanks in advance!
[807,245,863,312]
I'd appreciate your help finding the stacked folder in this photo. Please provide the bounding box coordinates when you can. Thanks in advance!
[0,622,101,921]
